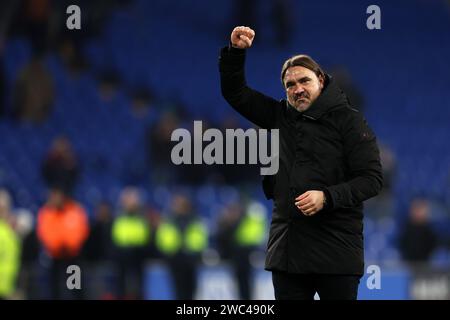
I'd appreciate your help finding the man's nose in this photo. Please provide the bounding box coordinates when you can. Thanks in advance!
[294,84,305,94]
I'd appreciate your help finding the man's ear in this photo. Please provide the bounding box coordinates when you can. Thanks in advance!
[319,75,325,90]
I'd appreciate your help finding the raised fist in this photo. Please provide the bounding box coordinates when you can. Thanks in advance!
[230,26,255,49]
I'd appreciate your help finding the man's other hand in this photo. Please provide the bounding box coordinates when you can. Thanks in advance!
[294,190,325,216]
[230,26,255,49]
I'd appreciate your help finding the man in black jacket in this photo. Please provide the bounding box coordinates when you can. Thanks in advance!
[219,26,383,300]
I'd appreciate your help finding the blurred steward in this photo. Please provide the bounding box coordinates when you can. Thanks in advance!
[0,189,21,300]
[111,187,150,300]
[36,188,89,299]
[217,200,267,299]
[83,201,115,299]
[15,209,40,299]
[155,194,208,300]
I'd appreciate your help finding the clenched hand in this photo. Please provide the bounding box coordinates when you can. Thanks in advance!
[230,26,256,49]
[295,190,325,216]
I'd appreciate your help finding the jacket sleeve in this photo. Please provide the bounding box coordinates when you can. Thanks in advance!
[219,45,279,130]
[324,111,383,209]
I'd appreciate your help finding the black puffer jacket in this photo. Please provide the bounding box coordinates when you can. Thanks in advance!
[219,46,383,275]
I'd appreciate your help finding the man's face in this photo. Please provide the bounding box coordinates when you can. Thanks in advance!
[284,66,324,112]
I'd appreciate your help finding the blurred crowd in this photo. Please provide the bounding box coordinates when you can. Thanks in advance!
[0,184,268,300]
[2,157,449,299]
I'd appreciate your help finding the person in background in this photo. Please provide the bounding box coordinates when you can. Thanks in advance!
[19,0,52,55]
[364,142,397,220]
[36,188,89,299]
[42,136,80,196]
[146,111,182,185]
[15,209,40,299]
[129,87,154,119]
[97,70,121,102]
[231,0,293,47]
[215,115,260,187]
[0,189,21,300]
[12,53,54,123]
[399,198,438,271]
[155,194,208,300]
[271,0,293,47]
[329,66,365,112]
[111,187,150,300]
[84,201,115,299]
[216,200,267,299]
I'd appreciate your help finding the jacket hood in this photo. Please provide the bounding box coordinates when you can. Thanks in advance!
[286,74,350,120]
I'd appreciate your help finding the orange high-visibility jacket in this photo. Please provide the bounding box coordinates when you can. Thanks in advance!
[37,200,89,259]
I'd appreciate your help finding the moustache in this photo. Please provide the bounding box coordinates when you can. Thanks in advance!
[295,93,309,100]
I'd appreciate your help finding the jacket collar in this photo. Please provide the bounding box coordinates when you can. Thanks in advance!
[286,75,349,120]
